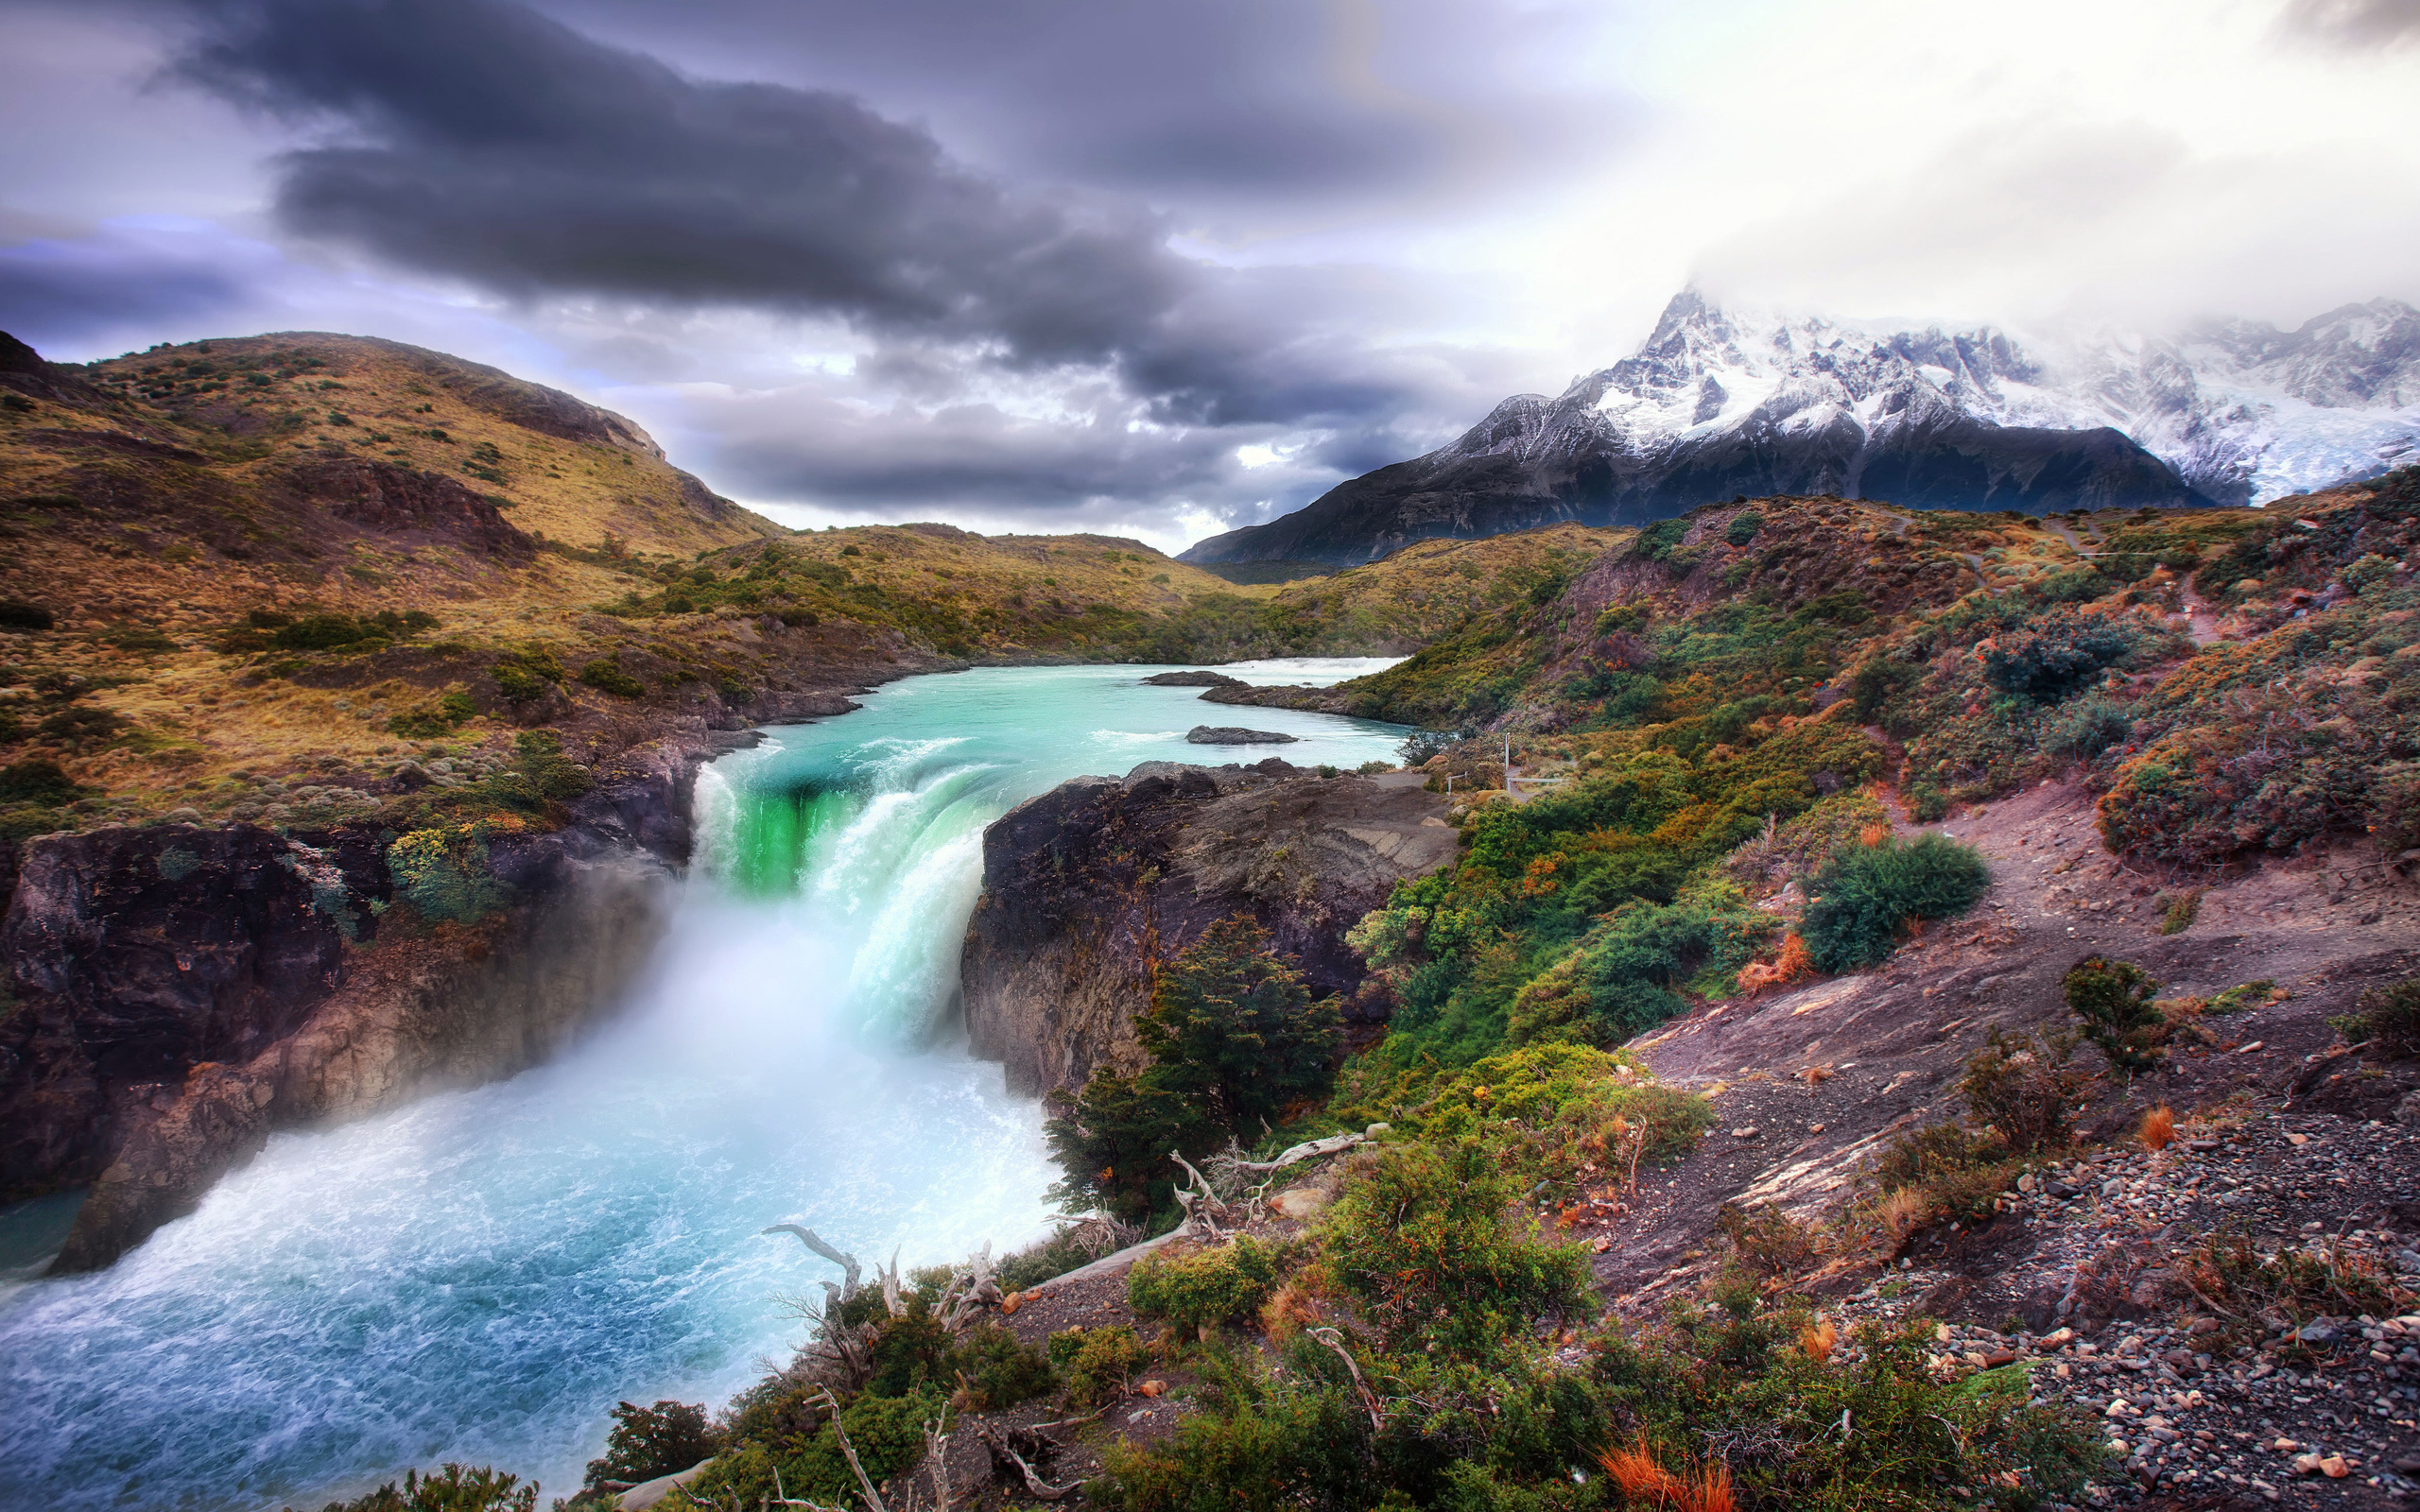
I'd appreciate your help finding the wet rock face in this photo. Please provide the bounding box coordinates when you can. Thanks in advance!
[0,739,700,1271]
[960,763,1458,1098]
[0,825,383,1205]
[4,825,381,1082]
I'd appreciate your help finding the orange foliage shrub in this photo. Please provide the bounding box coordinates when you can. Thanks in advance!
[1597,1438,1737,1512]
[1736,933,1814,995]
[2139,1105,2176,1151]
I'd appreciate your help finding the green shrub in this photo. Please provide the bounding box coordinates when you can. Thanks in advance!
[1958,1027,2086,1152]
[2042,695,2131,759]
[1904,782,1948,822]
[579,659,646,697]
[2334,978,2420,1057]
[581,1400,717,1491]
[0,758,77,804]
[1725,510,1764,546]
[288,1464,537,1512]
[388,691,475,737]
[2065,955,2165,1071]
[1129,1236,1291,1330]
[2158,888,2201,935]
[685,1390,942,1509]
[36,705,129,751]
[1054,1323,1150,1406]
[1979,607,2139,699]
[1798,833,1989,971]
[388,823,511,923]
[511,730,592,799]
[951,1321,1057,1409]
[996,1225,1114,1292]
[493,663,548,702]
[1634,518,1690,561]
[1098,1338,1385,1512]
[1047,917,1341,1223]
[1320,1137,1587,1358]
[273,613,381,651]
[1590,1312,2099,1510]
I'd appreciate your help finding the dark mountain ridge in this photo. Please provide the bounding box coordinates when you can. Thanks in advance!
[1181,288,2420,567]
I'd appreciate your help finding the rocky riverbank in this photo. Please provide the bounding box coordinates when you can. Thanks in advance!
[959,759,1458,1098]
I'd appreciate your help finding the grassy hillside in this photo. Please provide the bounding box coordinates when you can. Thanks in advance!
[1294,477,2418,1067]
[0,331,1616,837]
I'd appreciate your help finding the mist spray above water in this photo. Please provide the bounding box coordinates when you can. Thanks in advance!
[0,662,1409,1511]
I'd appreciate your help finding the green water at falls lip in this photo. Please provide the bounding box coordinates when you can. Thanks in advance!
[0,659,1411,1512]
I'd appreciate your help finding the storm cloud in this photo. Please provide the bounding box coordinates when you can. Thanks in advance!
[174,0,1194,369]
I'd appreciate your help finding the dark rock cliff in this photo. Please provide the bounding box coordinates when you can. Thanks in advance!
[959,761,1459,1099]
[0,734,724,1272]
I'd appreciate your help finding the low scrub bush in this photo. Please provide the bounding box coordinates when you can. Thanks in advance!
[491,646,565,703]
[1717,1201,1824,1280]
[0,757,78,805]
[1958,1027,2088,1153]
[950,1321,1057,1409]
[581,1400,717,1491]
[2180,1228,2417,1333]
[995,1218,1131,1292]
[2042,694,2132,760]
[2157,888,2201,934]
[0,596,55,631]
[1592,1309,2100,1510]
[388,691,475,737]
[1979,607,2142,699]
[1128,1235,1292,1331]
[2332,977,2420,1057]
[1051,1323,1150,1407]
[1048,917,1341,1224]
[288,1464,538,1512]
[1318,1136,1588,1358]
[684,1388,942,1509]
[1798,833,1989,972]
[578,659,646,698]
[2065,955,2165,1071]
[387,821,513,923]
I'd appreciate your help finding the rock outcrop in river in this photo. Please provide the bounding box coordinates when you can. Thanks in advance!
[959,760,1459,1099]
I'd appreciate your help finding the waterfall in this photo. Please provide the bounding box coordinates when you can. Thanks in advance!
[0,660,1410,1512]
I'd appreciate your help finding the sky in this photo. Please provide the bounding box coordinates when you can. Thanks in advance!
[1,0,2415,551]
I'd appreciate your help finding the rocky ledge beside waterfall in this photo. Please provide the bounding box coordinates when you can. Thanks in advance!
[958,758,1459,1100]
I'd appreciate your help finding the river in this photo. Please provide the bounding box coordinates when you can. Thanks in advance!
[0,660,1410,1512]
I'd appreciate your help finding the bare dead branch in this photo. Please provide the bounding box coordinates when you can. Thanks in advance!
[977,1425,1081,1501]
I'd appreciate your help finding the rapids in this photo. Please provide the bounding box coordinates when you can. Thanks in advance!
[0,661,1410,1512]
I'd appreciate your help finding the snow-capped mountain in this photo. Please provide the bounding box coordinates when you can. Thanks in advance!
[1181,292,2420,567]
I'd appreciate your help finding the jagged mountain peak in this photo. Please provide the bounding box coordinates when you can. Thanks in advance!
[1179,289,2420,567]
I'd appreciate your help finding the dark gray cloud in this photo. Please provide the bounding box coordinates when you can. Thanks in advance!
[173,0,1193,370]
[2277,0,2420,46]
[145,0,1490,532]
[547,0,1606,212]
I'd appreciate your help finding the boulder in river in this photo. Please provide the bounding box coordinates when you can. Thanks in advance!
[1187,725,1296,745]
[1142,669,1245,687]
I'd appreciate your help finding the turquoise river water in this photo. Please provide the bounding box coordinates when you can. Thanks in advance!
[0,660,1412,1511]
